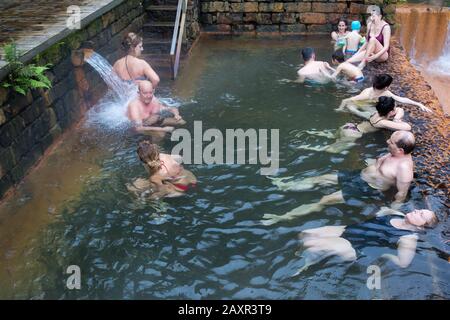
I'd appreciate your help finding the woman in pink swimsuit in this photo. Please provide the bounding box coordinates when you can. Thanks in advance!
[346,7,391,70]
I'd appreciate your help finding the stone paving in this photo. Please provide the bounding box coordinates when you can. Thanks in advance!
[0,0,121,69]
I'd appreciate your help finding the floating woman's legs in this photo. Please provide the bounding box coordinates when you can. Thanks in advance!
[262,190,345,225]
[294,225,357,275]
[269,173,338,191]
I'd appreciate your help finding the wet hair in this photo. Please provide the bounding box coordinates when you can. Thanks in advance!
[375,96,395,116]
[122,32,143,52]
[137,140,160,175]
[395,133,415,154]
[372,74,393,90]
[301,47,315,62]
[332,50,345,63]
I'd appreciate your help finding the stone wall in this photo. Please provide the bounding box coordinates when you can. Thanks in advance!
[200,0,398,34]
[0,0,145,199]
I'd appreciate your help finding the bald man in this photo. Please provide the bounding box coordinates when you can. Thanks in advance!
[127,81,185,133]
[263,131,416,225]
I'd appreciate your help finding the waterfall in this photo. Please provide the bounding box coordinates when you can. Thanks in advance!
[428,22,450,75]
[85,52,136,99]
[84,52,137,129]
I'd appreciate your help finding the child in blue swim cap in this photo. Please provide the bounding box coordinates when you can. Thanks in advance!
[344,20,365,60]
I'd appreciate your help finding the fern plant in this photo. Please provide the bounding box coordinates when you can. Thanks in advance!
[1,42,52,95]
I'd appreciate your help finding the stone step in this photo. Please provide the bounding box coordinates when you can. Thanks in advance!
[146,5,178,11]
[144,22,175,27]
[147,9,177,23]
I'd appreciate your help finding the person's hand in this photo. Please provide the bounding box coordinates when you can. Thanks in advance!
[163,126,175,133]
[418,103,432,113]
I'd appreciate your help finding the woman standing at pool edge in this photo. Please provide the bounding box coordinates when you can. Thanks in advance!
[113,32,160,88]
[331,19,349,51]
[347,6,391,70]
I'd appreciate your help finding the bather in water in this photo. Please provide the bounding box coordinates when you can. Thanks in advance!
[127,81,186,136]
[297,96,411,154]
[127,140,197,200]
[336,74,432,119]
[264,131,415,225]
[295,208,439,274]
[113,32,160,87]
[297,47,335,84]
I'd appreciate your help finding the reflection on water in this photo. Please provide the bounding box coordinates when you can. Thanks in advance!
[0,36,448,299]
[396,3,450,114]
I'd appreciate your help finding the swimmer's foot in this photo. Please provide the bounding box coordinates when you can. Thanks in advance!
[269,174,337,191]
[262,203,323,225]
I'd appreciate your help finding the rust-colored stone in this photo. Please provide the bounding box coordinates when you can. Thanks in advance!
[349,3,367,14]
[284,3,312,13]
[312,3,347,14]
[243,2,258,13]
[299,13,327,24]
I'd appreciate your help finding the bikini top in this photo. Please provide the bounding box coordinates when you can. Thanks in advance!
[125,55,148,82]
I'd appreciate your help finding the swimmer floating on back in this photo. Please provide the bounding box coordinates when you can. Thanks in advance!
[296,208,438,274]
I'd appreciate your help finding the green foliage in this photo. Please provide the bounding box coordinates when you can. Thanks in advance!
[1,42,52,95]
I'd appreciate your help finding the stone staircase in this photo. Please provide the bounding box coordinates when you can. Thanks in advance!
[143,0,189,81]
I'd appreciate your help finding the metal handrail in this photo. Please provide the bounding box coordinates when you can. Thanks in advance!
[170,0,187,79]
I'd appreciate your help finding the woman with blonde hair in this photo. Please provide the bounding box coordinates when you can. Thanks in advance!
[113,32,160,87]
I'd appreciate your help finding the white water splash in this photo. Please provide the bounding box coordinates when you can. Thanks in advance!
[83,52,184,130]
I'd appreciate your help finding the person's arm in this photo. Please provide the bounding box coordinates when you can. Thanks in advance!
[296,70,306,83]
[337,88,371,110]
[324,62,336,73]
[331,31,338,41]
[375,207,405,217]
[393,162,413,206]
[345,104,372,119]
[381,234,418,268]
[392,107,405,121]
[129,102,173,133]
[384,91,432,113]
[143,61,160,88]
[375,119,412,131]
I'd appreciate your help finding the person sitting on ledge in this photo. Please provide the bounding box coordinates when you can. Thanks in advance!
[337,74,432,119]
[127,81,185,134]
[295,207,438,273]
[297,47,335,84]
[346,6,391,70]
[298,96,411,154]
[264,131,415,225]
[113,32,160,88]
[127,140,197,199]
[321,50,365,84]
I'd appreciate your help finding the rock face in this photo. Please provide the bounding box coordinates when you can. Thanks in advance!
[198,0,400,34]
[0,0,145,199]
